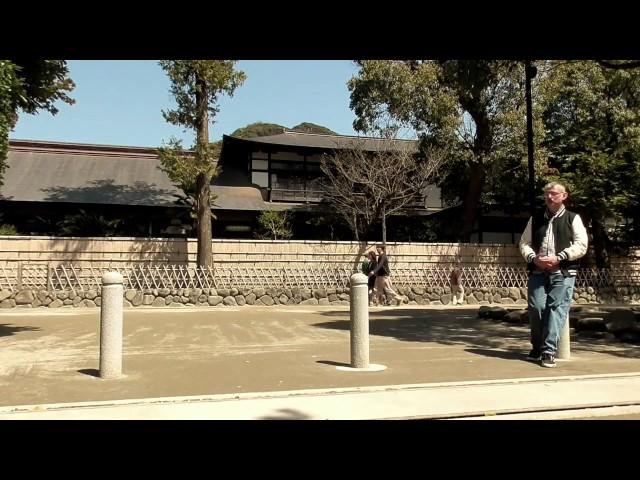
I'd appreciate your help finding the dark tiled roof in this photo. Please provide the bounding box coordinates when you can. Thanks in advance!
[2,148,181,206]
[224,131,419,152]
[2,140,266,210]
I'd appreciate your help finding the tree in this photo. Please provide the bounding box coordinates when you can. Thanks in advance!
[255,210,293,240]
[157,138,219,233]
[291,122,337,135]
[231,122,286,138]
[230,121,337,139]
[0,60,74,186]
[320,136,444,243]
[348,60,546,241]
[158,61,246,267]
[538,60,640,266]
[597,60,640,70]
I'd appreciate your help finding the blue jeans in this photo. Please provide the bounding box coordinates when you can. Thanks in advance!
[527,272,576,354]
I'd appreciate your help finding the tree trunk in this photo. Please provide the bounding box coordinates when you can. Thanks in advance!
[196,172,212,266]
[591,217,611,269]
[353,213,359,241]
[459,162,485,242]
[195,74,212,267]
[381,202,387,246]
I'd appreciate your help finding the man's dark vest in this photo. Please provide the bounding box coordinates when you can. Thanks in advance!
[530,209,580,272]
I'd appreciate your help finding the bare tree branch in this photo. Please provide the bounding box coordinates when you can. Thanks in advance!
[597,60,640,70]
[320,135,445,243]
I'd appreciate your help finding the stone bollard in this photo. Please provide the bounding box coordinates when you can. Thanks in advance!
[557,315,570,360]
[100,272,124,379]
[350,272,369,368]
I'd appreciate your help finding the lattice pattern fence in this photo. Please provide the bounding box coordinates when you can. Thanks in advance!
[1,262,639,294]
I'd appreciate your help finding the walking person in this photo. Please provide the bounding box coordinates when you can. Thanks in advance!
[519,182,588,368]
[449,264,464,305]
[368,245,403,306]
[361,250,378,306]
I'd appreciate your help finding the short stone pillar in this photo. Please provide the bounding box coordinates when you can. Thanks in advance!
[557,315,571,360]
[100,272,124,379]
[336,273,386,372]
[350,272,370,368]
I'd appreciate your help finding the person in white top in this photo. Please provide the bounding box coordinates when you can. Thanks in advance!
[519,182,588,368]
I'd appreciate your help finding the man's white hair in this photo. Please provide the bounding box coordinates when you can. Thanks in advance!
[543,181,567,193]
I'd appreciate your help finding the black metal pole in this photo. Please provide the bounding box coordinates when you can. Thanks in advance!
[525,60,536,215]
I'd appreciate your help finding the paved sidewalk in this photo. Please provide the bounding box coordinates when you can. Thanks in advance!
[2,373,640,419]
[1,305,639,419]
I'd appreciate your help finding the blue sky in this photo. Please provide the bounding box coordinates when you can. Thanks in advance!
[10,60,362,147]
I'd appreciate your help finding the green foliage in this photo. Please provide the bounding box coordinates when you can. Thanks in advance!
[0,60,74,187]
[57,209,122,236]
[170,187,218,229]
[348,60,536,240]
[291,122,337,135]
[539,61,640,242]
[360,259,371,274]
[255,210,293,240]
[231,122,286,138]
[230,121,337,139]
[0,61,17,183]
[349,59,640,246]
[304,210,340,240]
[0,223,18,235]
[157,138,221,186]
[392,217,440,242]
[159,61,246,132]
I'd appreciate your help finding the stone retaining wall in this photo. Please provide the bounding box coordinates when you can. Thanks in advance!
[2,285,638,309]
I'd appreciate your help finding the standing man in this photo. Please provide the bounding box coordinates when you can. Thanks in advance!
[519,182,588,368]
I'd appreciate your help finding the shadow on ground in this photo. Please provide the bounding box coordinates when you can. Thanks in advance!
[312,308,640,360]
[259,408,313,420]
[465,347,533,362]
[0,324,41,338]
[317,360,350,368]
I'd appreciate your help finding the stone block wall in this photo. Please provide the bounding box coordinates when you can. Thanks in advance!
[2,284,639,309]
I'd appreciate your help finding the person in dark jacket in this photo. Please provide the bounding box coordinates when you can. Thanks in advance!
[369,245,403,306]
[361,250,378,306]
[519,182,588,368]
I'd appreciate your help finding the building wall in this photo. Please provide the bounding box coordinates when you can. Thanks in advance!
[0,235,529,267]
[2,235,639,269]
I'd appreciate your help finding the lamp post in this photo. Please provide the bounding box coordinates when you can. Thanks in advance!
[525,60,537,215]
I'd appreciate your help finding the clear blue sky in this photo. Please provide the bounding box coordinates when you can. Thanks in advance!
[10,60,362,147]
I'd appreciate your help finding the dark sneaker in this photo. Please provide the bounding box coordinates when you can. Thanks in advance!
[526,348,541,361]
[540,352,556,368]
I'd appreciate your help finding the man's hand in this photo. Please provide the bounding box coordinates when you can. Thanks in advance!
[534,255,560,270]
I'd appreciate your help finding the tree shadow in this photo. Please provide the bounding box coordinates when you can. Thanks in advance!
[127,238,190,264]
[258,408,313,420]
[42,180,179,206]
[312,308,640,360]
[0,324,41,337]
[77,368,100,377]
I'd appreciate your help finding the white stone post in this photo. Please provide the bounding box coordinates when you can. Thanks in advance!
[100,271,124,379]
[557,315,571,360]
[350,272,369,368]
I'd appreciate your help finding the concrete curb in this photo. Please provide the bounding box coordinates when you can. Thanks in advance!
[3,372,640,420]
